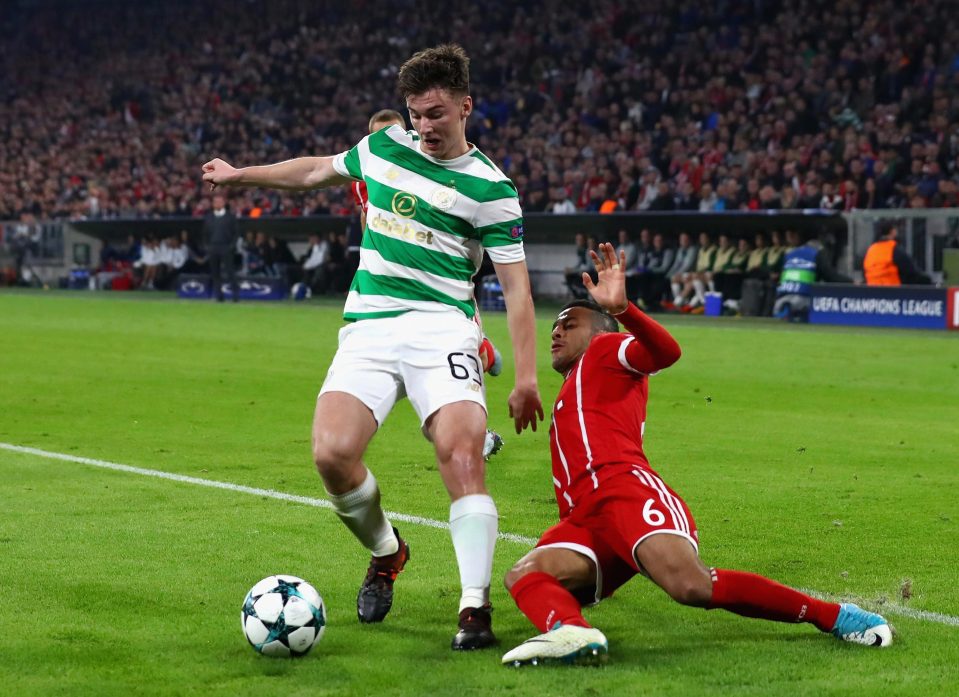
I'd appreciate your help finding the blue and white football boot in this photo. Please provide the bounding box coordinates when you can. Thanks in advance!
[831,603,893,647]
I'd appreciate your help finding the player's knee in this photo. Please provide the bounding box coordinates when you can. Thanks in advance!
[667,576,712,607]
[312,430,360,475]
[435,437,484,479]
[504,553,552,591]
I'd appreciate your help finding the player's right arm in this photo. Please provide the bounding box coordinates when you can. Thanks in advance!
[202,156,352,191]
[585,242,681,373]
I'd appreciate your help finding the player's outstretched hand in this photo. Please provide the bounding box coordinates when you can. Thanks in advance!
[583,242,629,314]
[508,384,544,434]
[201,158,240,191]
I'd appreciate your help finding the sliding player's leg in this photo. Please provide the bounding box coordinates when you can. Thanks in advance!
[500,521,626,666]
[636,519,891,646]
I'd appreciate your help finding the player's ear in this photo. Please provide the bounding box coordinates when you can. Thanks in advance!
[461,95,472,119]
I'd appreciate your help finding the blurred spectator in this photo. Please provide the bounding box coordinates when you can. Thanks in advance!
[179,229,208,274]
[327,231,349,293]
[665,232,698,308]
[716,237,751,313]
[268,236,297,283]
[203,194,239,302]
[774,231,852,321]
[636,233,675,312]
[765,230,788,277]
[564,233,596,299]
[133,236,160,289]
[9,213,41,285]
[548,188,577,214]
[673,232,717,309]
[3,0,959,222]
[153,234,188,289]
[863,222,932,285]
[701,234,735,305]
[745,234,771,281]
[301,233,329,293]
[247,231,272,276]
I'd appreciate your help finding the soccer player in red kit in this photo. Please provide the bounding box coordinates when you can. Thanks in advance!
[501,242,892,666]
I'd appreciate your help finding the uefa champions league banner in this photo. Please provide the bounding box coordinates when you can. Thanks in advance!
[176,274,288,301]
[810,284,959,330]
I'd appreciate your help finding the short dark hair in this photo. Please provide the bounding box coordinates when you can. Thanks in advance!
[369,109,405,132]
[397,44,470,99]
[555,300,619,334]
[878,220,898,239]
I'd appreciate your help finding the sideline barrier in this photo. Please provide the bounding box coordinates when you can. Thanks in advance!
[176,274,287,301]
[810,284,959,330]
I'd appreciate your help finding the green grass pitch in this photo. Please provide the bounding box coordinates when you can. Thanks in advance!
[1,291,957,696]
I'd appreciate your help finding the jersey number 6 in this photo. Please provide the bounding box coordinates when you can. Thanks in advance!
[642,498,666,527]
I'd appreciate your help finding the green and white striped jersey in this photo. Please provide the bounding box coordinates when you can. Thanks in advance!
[332,125,524,321]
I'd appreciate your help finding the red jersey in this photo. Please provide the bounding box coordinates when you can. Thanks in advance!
[549,305,681,519]
[351,181,369,213]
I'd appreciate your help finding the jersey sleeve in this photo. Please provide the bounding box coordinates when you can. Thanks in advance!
[332,136,368,182]
[612,304,682,374]
[584,333,650,382]
[474,181,525,264]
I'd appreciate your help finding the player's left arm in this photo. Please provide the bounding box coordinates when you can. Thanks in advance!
[495,259,544,433]
[478,187,544,433]
[585,242,682,374]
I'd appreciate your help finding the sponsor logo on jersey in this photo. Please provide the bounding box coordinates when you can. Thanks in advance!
[368,211,434,246]
[510,224,524,239]
[391,191,417,218]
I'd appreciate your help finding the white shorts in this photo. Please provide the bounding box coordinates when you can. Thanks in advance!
[319,311,487,427]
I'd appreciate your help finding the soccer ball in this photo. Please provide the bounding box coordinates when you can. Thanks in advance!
[291,282,312,301]
[241,575,326,657]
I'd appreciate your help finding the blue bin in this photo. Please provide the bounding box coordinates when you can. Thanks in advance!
[704,292,723,316]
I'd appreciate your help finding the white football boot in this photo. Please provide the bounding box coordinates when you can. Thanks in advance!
[502,623,608,667]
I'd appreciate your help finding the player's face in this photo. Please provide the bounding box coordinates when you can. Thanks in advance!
[550,307,596,373]
[407,89,472,160]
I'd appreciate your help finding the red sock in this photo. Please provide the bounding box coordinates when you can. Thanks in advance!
[708,568,840,632]
[510,572,592,633]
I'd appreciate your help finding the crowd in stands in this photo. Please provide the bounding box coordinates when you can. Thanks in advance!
[567,228,791,315]
[3,0,959,224]
[86,230,352,294]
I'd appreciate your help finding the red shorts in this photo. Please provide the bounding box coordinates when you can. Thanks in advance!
[536,467,699,605]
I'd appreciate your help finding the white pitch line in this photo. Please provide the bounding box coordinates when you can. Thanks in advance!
[799,588,959,628]
[3,441,958,627]
[0,442,537,546]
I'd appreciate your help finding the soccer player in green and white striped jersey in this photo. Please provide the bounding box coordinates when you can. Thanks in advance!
[202,44,543,651]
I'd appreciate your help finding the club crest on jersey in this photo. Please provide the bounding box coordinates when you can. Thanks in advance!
[391,191,417,218]
[429,186,457,211]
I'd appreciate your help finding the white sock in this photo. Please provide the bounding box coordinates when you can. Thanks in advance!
[671,282,681,299]
[707,279,716,292]
[449,493,498,612]
[692,279,706,304]
[327,469,398,557]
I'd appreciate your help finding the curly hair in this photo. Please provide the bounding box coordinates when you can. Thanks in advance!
[397,44,470,99]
